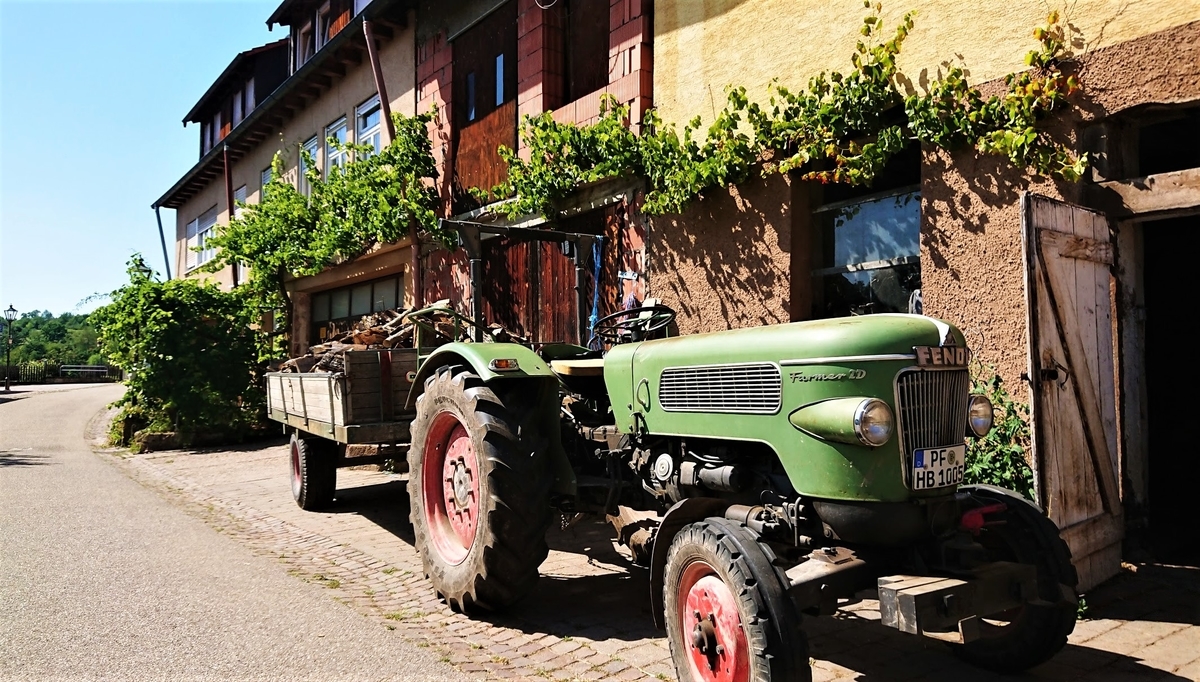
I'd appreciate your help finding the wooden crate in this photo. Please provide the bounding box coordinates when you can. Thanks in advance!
[343,349,419,424]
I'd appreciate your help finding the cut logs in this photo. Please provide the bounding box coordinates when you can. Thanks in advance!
[277,300,526,373]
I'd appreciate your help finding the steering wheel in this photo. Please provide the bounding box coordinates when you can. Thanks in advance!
[589,305,676,346]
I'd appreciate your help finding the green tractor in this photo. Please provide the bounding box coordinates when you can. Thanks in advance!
[398,224,1078,682]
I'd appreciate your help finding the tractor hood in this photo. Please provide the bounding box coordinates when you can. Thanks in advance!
[602,314,969,503]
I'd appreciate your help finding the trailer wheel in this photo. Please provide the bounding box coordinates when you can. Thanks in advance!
[952,485,1078,673]
[664,518,810,682]
[407,366,551,611]
[290,432,337,510]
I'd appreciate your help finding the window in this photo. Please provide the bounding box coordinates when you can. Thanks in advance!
[232,88,243,126]
[356,96,382,154]
[325,117,349,173]
[296,22,315,67]
[494,54,505,105]
[261,166,273,191]
[212,111,223,142]
[245,77,256,114]
[233,185,247,218]
[299,136,319,195]
[310,275,404,342]
[185,206,219,271]
[812,188,921,318]
[453,0,516,130]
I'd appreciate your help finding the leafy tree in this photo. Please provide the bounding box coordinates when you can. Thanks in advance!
[89,256,263,439]
[4,310,102,365]
[201,111,444,357]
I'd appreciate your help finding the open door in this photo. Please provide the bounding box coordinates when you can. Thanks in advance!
[1022,193,1123,592]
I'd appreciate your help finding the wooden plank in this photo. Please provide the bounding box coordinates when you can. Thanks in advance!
[1026,195,1123,591]
[1089,167,1200,217]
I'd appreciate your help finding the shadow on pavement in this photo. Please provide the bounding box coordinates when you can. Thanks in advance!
[1084,563,1200,627]
[809,612,1193,682]
[327,479,415,544]
[0,450,52,467]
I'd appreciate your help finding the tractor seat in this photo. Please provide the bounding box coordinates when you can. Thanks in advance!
[549,358,605,377]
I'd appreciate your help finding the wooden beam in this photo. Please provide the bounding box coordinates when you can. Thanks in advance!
[1089,167,1200,217]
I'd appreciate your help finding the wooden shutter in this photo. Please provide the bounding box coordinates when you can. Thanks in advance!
[1022,193,1122,591]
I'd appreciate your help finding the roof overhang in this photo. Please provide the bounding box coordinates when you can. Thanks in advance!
[183,39,288,124]
[154,0,409,211]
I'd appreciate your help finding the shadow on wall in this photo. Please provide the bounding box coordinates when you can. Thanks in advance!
[652,172,793,334]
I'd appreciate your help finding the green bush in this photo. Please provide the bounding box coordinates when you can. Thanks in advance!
[90,257,264,443]
[964,370,1037,501]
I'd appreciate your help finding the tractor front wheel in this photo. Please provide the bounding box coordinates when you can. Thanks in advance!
[407,366,551,612]
[664,518,810,682]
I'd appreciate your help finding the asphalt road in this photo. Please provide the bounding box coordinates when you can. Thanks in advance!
[0,384,470,682]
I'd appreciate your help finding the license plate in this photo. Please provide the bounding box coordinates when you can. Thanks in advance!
[911,444,965,490]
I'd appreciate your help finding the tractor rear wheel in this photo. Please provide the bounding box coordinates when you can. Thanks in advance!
[290,432,337,510]
[952,484,1079,672]
[664,518,810,682]
[407,366,551,612]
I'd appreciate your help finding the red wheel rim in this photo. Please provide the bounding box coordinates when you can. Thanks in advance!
[677,560,751,682]
[421,412,480,565]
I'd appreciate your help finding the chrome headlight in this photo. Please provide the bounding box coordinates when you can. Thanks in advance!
[854,398,894,447]
[968,395,994,437]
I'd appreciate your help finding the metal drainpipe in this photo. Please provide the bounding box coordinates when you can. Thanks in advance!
[223,144,239,287]
[364,18,422,307]
[154,205,171,279]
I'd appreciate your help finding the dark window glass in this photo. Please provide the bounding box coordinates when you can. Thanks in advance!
[813,189,921,318]
[312,293,330,322]
[330,289,350,319]
[350,283,372,316]
[374,278,397,311]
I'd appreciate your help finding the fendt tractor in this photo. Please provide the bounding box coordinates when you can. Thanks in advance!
[267,223,1078,682]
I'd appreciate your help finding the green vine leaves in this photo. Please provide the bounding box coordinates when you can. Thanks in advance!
[496,4,1089,218]
[201,111,443,350]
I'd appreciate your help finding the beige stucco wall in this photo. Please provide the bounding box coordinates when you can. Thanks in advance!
[174,13,417,290]
[651,172,795,334]
[920,20,1200,402]
[654,0,1200,129]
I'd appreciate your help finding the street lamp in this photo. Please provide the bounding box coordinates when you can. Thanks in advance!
[4,305,16,392]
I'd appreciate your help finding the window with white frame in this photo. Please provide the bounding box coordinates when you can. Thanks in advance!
[233,185,247,218]
[232,88,243,126]
[299,136,319,195]
[185,206,219,271]
[325,117,349,174]
[356,96,382,155]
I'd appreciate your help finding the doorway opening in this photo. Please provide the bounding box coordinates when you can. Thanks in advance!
[1140,214,1200,566]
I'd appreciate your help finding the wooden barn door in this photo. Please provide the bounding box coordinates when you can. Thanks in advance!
[1023,193,1123,591]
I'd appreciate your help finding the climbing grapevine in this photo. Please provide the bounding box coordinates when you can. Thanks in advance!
[494,4,1088,218]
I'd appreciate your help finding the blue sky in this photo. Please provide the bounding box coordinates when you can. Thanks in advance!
[0,0,280,316]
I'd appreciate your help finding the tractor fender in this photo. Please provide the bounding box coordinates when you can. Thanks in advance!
[404,342,556,412]
[405,342,576,499]
[648,498,733,629]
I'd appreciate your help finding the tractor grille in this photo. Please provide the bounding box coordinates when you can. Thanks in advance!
[895,368,971,456]
[659,363,781,414]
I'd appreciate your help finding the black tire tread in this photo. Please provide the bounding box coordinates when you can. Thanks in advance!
[953,485,1079,673]
[407,366,552,611]
[292,433,337,511]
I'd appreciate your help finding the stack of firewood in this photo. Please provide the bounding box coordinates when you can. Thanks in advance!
[278,300,527,373]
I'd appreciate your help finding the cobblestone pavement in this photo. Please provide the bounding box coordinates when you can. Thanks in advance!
[111,439,1200,682]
